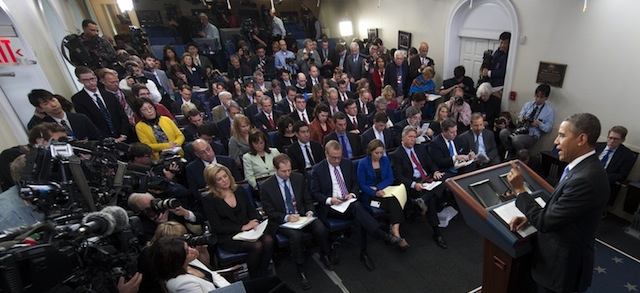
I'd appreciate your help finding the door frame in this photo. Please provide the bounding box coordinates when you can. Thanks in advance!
[444,0,519,110]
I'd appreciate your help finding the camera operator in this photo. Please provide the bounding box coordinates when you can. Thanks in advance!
[127,192,204,244]
[481,31,511,92]
[296,39,322,75]
[69,19,118,70]
[119,60,163,104]
[443,87,472,133]
[499,84,554,157]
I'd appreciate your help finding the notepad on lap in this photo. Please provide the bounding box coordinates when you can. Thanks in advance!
[232,219,268,242]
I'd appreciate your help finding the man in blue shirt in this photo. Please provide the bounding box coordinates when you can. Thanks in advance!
[500,84,554,156]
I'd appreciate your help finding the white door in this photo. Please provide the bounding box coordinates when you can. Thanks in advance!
[459,37,500,85]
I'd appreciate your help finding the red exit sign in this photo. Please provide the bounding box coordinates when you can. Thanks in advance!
[0,39,23,64]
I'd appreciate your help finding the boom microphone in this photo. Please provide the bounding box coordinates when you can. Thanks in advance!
[80,211,115,237]
[101,206,129,234]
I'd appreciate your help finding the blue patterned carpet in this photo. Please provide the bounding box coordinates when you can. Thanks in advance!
[589,239,640,292]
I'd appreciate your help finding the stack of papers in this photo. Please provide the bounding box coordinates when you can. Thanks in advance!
[330,198,357,213]
[280,216,316,229]
[422,181,442,191]
[454,159,475,169]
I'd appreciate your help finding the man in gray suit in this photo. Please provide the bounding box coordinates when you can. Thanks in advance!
[508,113,608,293]
[143,55,174,99]
[459,113,500,167]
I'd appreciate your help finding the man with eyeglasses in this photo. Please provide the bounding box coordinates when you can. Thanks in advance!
[72,66,130,142]
[595,126,636,205]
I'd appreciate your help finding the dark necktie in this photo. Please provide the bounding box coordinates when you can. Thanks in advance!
[94,93,115,135]
[340,135,349,158]
[352,117,358,130]
[410,150,427,181]
[305,144,315,165]
[283,179,297,214]
[268,113,275,129]
[60,119,73,137]
[361,104,367,114]
[601,149,610,167]
[334,166,349,199]
[302,112,308,123]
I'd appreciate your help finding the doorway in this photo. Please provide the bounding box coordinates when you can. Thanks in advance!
[459,37,500,85]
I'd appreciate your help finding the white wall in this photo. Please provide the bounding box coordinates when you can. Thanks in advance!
[322,0,640,148]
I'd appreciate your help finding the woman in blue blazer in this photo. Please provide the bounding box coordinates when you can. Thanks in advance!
[357,139,409,250]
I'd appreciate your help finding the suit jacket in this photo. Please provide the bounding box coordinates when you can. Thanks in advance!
[515,154,608,293]
[202,188,259,244]
[185,155,241,196]
[323,100,345,117]
[323,132,363,158]
[249,56,275,79]
[287,140,324,172]
[345,113,368,133]
[242,148,280,189]
[361,127,397,150]
[408,55,435,81]
[42,113,103,141]
[367,109,396,126]
[216,117,231,141]
[135,116,185,159]
[244,103,260,124]
[147,69,174,98]
[595,142,636,185]
[357,155,394,202]
[309,158,359,219]
[355,99,375,116]
[458,129,500,166]
[194,54,213,70]
[344,53,367,81]
[306,75,324,90]
[383,61,410,97]
[389,143,443,199]
[337,90,354,102]
[171,99,204,115]
[428,134,470,171]
[211,105,227,123]
[71,89,130,138]
[289,108,315,123]
[254,110,283,132]
[320,49,338,77]
[260,172,316,224]
[166,259,229,292]
[276,98,295,115]
[183,140,226,163]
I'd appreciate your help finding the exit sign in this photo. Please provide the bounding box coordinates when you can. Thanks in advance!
[0,38,25,65]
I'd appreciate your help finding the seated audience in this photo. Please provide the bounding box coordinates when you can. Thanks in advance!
[132,84,176,123]
[427,103,450,138]
[33,90,102,141]
[393,106,429,144]
[254,95,283,132]
[180,53,207,89]
[439,65,475,99]
[202,164,274,278]
[443,87,472,133]
[429,118,476,175]
[228,114,253,168]
[243,130,281,190]
[409,66,436,95]
[470,82,501,130]
[458,113,501,167]
[357,139,408,250]
[186,139,241,197]
[182,109,206,143]
[134,97,185,159]
[274,116,297,153]
[287,120,325,174]
[323,112,363,158]
[171,85,205,115]
[309,103,334,144]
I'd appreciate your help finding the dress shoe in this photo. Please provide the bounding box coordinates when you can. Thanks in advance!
[299,272,312,290]
[398,238,410,252]
[321,254,335,270]
[384,233,401,247]
[433,235,448,249]
[360,253,375,271]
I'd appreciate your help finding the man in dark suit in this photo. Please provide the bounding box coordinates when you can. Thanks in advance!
[595,125,636,204]
[72,66,130,141]
[98,68,136,128]
[249,45,275,80]
[319,39,338,78]
[186,139,241,198]
[344,42,367,82]
[182,109,206,143]
[344,99,369,134]
[289,94,314,123]
[142,54,174,108]
[216,102,242,149]
[330,43,348,74]
[30,90,102,141]
[384,50,410,99]
[265,80,284,104]
[368,96,397,126]
[355,89,375,116]
[309,140,402,271]
[276,86,297,115]
[287,121,323,173]
[389,125,448,249]
[182,123,226,162]
[361,112,397,150]
[254,95,283,132]
[187,43,213,71]
[305,65,323,89]
[429,118,476,174]
[336,79,354,102]
[294,72,311,94]
[408,42,435,82]
[324,88,345,116]
[323,112,363,159]
[171,85,205,115]
[260,154,335,290]
[458,113,501,167]
[507,113,609,293]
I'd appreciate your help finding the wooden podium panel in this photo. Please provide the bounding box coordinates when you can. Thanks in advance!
[446,160,553,293]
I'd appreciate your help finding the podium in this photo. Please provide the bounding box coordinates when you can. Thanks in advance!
[445,160,554,293]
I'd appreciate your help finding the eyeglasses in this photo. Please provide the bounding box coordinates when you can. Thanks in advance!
[140,106,155,112]
[607,137,622,141]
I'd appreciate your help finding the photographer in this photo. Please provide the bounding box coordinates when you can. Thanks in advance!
[69,19,117,70]
[499,84,554,156]
[119,60,163,103]
[128,192,204,244]
[443,87,472,133]
[481,31,511,91]
[296,39,322,75]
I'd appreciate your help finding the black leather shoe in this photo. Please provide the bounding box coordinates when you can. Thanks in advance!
[299,273,312,290]
[321,254,335,270]
[434,235,448,249]
[384,233,401,247]
[360,253,375,271]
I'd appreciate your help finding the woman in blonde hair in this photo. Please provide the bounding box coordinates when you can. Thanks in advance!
[228,114,252,167]
[381,85,399,111]
[202,164,274,279]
